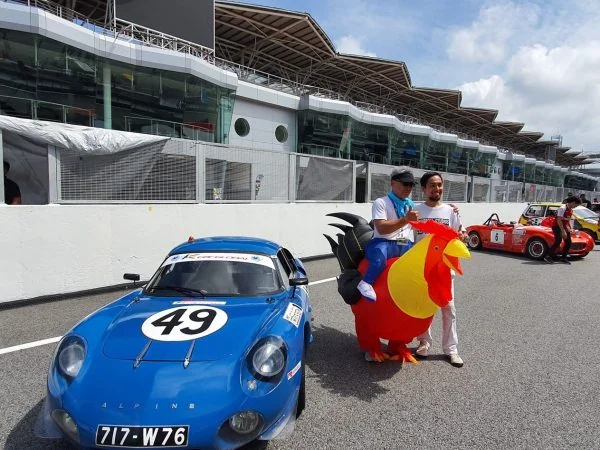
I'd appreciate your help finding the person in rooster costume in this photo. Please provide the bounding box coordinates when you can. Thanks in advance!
[356,168,420,302]
[413,172,468,368]
[324,169,471,365]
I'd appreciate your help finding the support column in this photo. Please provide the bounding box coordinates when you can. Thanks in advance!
[387,129,392,164]
[103,64,112,129]
[419,139,425,169]
[0,129,5,204]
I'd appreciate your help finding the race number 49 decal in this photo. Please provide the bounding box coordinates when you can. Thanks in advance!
[142,306,228,341]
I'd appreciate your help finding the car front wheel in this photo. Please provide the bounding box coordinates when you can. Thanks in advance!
[467,231,482,250]
[295,355,306,418]
[526,237,548,260]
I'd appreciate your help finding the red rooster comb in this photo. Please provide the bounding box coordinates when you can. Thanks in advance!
[409,220,460,241]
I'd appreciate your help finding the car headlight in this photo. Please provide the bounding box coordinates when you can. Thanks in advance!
[57,336,86,381]
[229,411,261,435]
[248,336,287,381]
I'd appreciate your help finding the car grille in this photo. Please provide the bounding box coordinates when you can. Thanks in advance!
[571,243,586,251]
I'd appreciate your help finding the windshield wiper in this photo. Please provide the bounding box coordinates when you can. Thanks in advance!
[149,285,207,297]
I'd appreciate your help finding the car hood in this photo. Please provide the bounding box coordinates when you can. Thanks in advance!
[102,296,281,362]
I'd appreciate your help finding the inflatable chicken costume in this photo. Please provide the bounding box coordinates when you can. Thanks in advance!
[324,212,471,363]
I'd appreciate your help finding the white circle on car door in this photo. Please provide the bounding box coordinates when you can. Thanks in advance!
[141,306,228,342]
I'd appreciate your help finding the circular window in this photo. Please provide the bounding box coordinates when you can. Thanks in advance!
[234,118,250,137]
[275,125,288,143]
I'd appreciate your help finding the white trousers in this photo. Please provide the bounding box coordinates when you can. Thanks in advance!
[417,282,458,355]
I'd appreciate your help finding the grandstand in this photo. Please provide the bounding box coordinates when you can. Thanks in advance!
[0,0,598,200]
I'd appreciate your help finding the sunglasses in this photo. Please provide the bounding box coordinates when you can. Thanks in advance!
[392,179,415,187]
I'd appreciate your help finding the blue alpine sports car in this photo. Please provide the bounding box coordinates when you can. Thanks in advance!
[36,236,313,449]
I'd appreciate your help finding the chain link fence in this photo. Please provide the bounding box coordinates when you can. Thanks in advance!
[48,137,597,205]
[55,139,356,203]
[58,140,197,202]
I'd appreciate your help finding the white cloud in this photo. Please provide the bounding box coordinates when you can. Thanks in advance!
[458,40,600,152]
[447,2,540,63]
[335,35,377,57]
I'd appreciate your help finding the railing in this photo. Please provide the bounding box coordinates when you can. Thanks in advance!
[0,94,95,126]
[124,116,215,142]
[114,19,214,61]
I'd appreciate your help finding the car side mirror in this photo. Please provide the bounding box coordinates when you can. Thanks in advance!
[123,273,141,282]
[290,276,308,286]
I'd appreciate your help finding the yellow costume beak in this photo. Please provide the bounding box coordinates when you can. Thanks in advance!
[442,239,471,275]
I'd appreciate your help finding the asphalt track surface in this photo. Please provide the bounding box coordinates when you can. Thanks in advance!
[1,248,600,450]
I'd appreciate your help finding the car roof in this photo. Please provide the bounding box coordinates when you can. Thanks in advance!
[170,236,281,256]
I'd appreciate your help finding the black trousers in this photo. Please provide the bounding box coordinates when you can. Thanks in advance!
[549,226,571,256]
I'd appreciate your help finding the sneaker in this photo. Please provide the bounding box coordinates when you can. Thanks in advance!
[448,354,464,368]
[543,255,554,264]
[357,280,377,302]
[415,342,430,359]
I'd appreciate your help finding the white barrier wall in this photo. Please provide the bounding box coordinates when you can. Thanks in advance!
[0,202,527,304]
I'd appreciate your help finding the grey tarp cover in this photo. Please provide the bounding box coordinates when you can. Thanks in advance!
[0,115,168,153]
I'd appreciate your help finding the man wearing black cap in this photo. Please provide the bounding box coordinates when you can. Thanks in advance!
[357,167,419,301]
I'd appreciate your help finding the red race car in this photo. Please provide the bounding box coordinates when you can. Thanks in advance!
[466,213,595,260]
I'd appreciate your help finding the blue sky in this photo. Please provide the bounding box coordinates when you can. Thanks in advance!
[232,0,600,156]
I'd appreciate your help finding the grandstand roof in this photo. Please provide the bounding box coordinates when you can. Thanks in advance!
[214,0,561,157]
[53,0,595,170]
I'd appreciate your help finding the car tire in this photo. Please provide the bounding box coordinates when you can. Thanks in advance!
[467,231,482,250]
[526,237,548,260]
[295,354,306,418]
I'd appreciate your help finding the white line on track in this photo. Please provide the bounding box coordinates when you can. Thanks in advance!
[0,337,62,355]
[308,277,337,286]
[0,276,337,355]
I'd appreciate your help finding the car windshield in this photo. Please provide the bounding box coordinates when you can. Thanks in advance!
[574,206,599,220]
[145,252,284,297]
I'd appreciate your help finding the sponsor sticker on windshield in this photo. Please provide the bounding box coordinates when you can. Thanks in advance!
[162,253,275,269]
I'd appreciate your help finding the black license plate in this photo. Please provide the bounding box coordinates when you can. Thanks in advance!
[96,425,189,447]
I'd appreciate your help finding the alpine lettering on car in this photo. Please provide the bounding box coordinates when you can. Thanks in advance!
[283,303,303,328]
[141,306,228,342]
[100,402,196,410]
[162,252,275,269]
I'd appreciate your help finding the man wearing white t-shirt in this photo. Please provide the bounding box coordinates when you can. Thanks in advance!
[413,171,467,368]
[357,167,420,301]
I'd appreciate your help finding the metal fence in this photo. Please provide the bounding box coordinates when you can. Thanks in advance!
[54,140,356,203]
[12,137,594,204]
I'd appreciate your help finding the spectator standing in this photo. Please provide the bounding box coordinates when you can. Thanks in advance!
[544,196,581,264]
[579,193,592,209]
[3,160,21,205]
[413,171,467,368]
